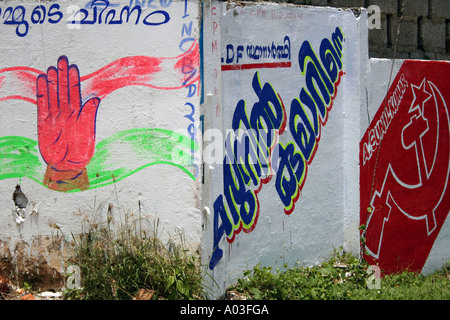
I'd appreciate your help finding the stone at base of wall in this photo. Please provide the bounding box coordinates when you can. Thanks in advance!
[0,236,69,292]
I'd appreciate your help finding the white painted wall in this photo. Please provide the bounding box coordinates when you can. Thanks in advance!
[0,0,201,271]
[201,1,367,298]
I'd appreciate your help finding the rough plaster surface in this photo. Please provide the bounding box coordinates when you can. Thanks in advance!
[0,0,201,283]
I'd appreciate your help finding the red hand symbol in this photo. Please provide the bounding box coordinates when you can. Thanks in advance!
[37,56,100,191]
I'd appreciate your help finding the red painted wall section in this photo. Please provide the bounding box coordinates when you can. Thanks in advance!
[360,60,450,274]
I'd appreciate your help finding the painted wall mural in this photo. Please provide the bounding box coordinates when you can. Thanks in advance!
[0,0,200,193]
[201,3,368,297]
[0,0,203,288]
[1,0,448,299]
[360,60,450,274]
[208,11,346,270]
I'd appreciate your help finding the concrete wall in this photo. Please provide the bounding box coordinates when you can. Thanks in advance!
[201,0,367,297]
[201,0,449,298]
[0,0,448,298]
[0,0,201,286]
[361,58,450,275]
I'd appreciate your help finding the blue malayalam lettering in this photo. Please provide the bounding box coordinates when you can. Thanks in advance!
[0,1,170,37]
[209,71,286,270]
[222,36,291,64]
[210,27,345,270]
[275,27,344,215]
[1,6,29,37]
[247,36,291,61]
[290,97,316,162]
[179,0,199,178]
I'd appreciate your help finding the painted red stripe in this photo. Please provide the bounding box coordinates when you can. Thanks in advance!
[221,61,291,71]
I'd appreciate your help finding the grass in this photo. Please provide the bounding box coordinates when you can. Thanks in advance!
[64,216,449,300]
[64,214,211,300]
[54,208,448,301]
[228,249,450,300]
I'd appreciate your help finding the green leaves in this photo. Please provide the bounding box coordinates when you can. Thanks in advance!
[165,272,193,299]
[71,221,207,300]
[230,249,450,300]
[231,250,373,300]
[250,287,263,300]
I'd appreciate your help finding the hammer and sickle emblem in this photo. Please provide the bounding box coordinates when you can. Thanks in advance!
[365,78,450,259]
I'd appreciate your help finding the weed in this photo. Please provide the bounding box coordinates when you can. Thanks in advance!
[67,214,209,300]
[230,248,450,300]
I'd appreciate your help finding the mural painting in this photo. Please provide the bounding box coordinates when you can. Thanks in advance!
[360,60,450,274]
[1,0,447,299]
[0,0,200,193]
[208,2,348,271]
